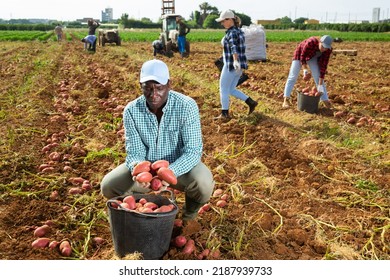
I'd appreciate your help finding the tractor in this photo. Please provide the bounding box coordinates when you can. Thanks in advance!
[159,14,190,57]
[98,29,121,46]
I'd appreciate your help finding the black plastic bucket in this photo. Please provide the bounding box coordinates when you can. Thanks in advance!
[106,191,178,259]
[297,92,320,114]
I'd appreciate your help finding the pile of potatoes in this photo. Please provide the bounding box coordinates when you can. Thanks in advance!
[110,195,176,214]
[30,221,72,257]
[300,86,321,97]
[132,160,177,191]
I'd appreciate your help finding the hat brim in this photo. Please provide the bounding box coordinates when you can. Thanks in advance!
[215,17,226,22]
[321,43,331,49]
[140,75,168,85]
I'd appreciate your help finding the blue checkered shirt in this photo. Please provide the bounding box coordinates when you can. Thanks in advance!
[123,90,203,177]
[222,26,248,71]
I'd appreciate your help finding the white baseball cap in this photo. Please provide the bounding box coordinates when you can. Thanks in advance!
[139,59,170,85]
[320,35,333,49]
[215,10,235,22]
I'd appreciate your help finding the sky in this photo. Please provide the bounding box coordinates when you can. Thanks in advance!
[1,0,389,23]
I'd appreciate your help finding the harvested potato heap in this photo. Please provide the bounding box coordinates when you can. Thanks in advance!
[132,160,177,191]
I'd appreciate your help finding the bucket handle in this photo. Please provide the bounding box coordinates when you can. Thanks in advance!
[106,189,177,218]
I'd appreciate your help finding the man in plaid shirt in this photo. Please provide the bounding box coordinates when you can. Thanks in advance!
[101,59,214,221]
[282,35,333,109]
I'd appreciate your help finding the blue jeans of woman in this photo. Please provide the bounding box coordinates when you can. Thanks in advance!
[219,64,248,110]
[283,56,329,101]
[178,35,186,54]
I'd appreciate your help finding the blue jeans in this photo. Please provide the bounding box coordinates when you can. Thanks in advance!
[283,57,329,101]
[178,35,186,54]
[219,64,248,110]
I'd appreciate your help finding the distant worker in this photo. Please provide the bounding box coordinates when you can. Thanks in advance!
[81,35,97,52]
[282,35,333,109]
[54,24,63,41]
[176,16,190,57]
[88,19,100,36]
[152,39,165,57]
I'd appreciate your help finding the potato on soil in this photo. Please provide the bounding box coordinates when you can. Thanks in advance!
[173,236,187,248]
[34,224,51,237]
[216,200,227,208]
[32,237,50,248]
[59,240,72,257]
[182,239,195,255]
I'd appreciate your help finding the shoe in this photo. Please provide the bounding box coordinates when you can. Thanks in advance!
[245,97,258,114]
[214,110,230,120]
[282,97,291,109]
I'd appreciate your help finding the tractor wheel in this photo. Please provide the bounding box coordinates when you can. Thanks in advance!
[185,41,190,56]
[166,41,173,57]
[102,37,106,46]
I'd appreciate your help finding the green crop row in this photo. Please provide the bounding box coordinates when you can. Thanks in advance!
[1,29,389,42]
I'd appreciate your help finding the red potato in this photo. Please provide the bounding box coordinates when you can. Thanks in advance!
[334,111,346,118]
[182,239,195,255]
[92,237,105,245]
[201,203,211,211]
[59,240,72,257]
[68,177,85,185]
[157,167,177,185]
[139,207,154,213]
[81,181,92,191]
[41,167,55,173]
[151,160,169,171]
[135,171,153,183]
[138,198,147,205]
[63,166,73,172]
[216,200,227,208]
[356,121,365,127]
[38,163,51,171]
[34,224,51,237]
[123,195,136,210]
[347,117,357,124]
[174,219,183,227]
[212,189,223,197]
[132,161,151,176]
[197,248,210,260]
[120,202,130,210]
[32,237,50,248]
[302,87,310,93]
[68,187,83,195]
[155,205,174,213]
[49,241,59,249]
[220,194,229,201]
[150,177,163,191]
[110,199,122,209]
[49,190,59,201]
[144,202,158,210]
[173,235,187,248]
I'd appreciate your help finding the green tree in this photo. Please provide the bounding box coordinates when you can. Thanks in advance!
[198,2,219,26]
[203,14,220,29]
[294,17,308,24]
[234,12,252,27]
[279,16,292,24]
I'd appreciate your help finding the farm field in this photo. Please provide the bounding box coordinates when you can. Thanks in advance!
[0,36,389,260]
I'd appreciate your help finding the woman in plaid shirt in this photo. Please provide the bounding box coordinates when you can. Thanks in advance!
[215,10,258,120]
[100,59,215,221]
[282,35,333,109]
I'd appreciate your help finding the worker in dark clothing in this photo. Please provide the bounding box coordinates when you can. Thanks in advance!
[88,19,100,35]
